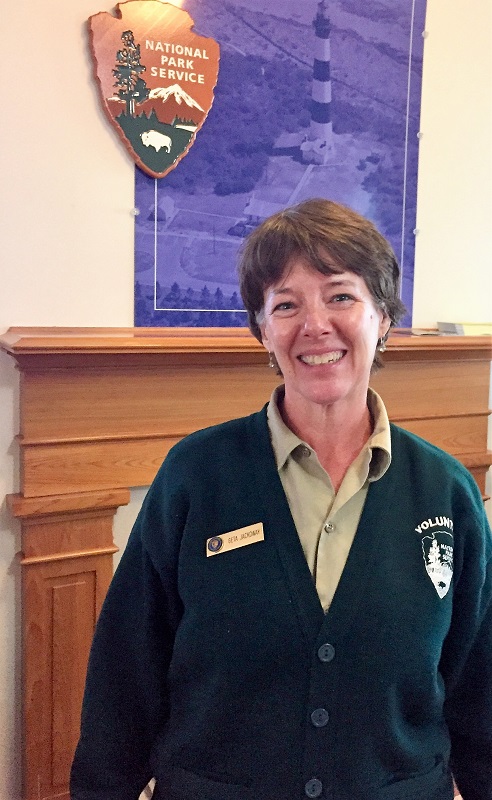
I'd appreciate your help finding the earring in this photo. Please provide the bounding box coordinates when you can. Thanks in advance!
[268,352,277,369]
[377,337,387,353]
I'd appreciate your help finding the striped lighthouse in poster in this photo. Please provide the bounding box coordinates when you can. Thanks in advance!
[301,0,334,164]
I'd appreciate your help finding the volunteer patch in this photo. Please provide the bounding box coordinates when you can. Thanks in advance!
[421,531,454,598]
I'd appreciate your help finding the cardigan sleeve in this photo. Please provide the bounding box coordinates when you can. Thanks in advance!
[441,482,492,800]
[70,464,186,800]
[448,603,492,800]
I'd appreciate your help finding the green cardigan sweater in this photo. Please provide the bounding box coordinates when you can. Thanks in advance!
[71,407,492,800]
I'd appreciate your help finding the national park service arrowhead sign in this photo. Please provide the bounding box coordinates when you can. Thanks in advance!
[89,0,220,178]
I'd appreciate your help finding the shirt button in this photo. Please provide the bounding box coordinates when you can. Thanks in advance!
[311,707,330,727]
[305,778,323,797]
[324,522,334,532]
[300,446,311,458]
[318,643,335,662]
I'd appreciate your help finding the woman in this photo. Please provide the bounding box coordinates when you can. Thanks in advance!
[71,199,492,800]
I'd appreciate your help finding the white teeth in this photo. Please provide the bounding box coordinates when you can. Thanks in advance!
[300,351,344,365]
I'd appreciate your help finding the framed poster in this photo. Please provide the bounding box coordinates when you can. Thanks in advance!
[135,0,426,328]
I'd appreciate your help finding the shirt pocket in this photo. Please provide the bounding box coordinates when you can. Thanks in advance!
[153,764,255,800]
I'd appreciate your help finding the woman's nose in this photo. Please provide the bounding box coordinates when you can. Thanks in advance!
[302,302,333,335]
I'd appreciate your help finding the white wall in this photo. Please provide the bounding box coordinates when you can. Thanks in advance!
[413,0,492,325]
[0,0,491,796]
[1,2,136,796]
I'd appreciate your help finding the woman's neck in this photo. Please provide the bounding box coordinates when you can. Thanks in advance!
[280,391,373,491]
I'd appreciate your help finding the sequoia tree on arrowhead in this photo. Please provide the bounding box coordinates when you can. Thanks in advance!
[112,30,150,117]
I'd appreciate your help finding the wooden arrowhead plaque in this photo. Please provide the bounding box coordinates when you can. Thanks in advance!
[89,0,220,178]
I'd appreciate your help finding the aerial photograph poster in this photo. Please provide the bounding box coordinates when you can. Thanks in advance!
[134,0,426,328]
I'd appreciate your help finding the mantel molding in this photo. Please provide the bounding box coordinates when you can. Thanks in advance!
[2,325,492,361]
[1,325,491,800]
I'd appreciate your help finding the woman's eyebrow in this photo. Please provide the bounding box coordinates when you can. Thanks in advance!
[325,277,357,288]
[270,277,357,295]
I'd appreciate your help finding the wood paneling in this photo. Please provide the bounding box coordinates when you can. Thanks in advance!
[1,326,491,800]
[23,560,102,800]
[371,358,490,418]
[21,437,181,498]
[19,364,279,442]
[7,488,128,800]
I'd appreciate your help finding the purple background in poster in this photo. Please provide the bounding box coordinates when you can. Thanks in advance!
[135,0,426,328]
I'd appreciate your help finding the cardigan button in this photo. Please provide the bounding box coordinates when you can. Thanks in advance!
[318,643,335,662]
[305,778,323,797]
[311,707,330,727]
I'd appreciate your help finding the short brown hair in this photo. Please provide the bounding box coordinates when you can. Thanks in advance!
[238,198,406,346]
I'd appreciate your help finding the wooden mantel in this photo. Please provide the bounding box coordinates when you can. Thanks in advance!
[2,326,492,800]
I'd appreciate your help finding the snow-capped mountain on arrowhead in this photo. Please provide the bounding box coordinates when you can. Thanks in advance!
[149,84,204,112]
[141,84,205,125]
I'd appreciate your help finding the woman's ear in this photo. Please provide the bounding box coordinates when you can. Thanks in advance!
[257,310,270,350]
[260,324,270,351]
[378,309,391,340]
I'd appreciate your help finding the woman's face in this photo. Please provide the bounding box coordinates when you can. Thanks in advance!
[260,256,389,415]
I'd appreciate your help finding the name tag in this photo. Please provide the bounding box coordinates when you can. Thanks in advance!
[206,523,264,557]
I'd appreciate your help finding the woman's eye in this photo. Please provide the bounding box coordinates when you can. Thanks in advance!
[331,293,353,303]
[273,301,294,312]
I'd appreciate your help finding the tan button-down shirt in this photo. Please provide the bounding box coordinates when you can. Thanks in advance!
[267,386,391,611]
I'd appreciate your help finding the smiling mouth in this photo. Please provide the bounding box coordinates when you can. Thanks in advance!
[299,351,345,365]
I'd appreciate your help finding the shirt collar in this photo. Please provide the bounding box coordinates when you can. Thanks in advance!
[267,385,391,481]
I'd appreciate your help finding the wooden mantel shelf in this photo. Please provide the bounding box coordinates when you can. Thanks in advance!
[1,326,491,800]
[2,325,492,358]
[1,325,260,353]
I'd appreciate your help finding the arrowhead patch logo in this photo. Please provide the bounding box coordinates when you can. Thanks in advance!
[88,1,220,178]
[421,531,454,599]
